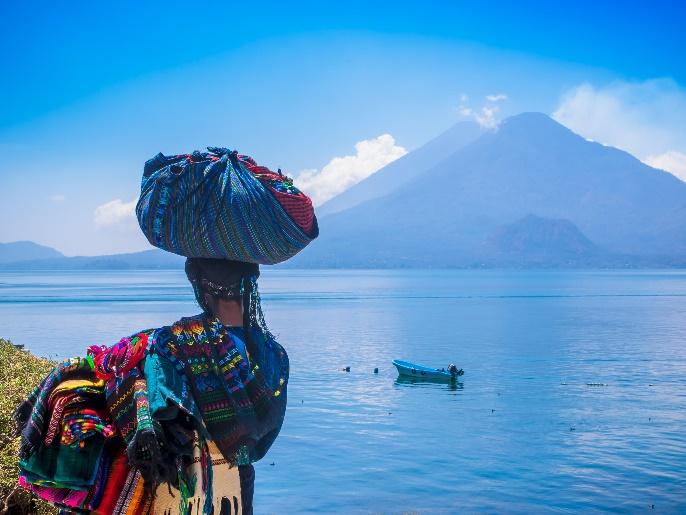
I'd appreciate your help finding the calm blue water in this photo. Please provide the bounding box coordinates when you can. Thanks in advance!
[2,269,686,513]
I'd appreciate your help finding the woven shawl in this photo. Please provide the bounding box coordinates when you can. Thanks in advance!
[14,358,118,509]
[19,440,123,511]
[90,329,184,488]
[152,314,288,466]
[14,356,97,461]
[16,316,287,512]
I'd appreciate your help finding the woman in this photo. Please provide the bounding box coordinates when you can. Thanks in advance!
[160,257,288,514]
[16,148,312,514]
[149,257,288,514]
[15,257,288,515]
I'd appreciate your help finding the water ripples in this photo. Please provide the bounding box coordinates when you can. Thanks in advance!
[1,270,686,512]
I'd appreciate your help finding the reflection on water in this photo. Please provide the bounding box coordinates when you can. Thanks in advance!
[1,269,686,513]
[394,376,465,391]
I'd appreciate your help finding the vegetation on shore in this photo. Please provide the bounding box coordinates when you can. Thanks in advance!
[0,339,57,514]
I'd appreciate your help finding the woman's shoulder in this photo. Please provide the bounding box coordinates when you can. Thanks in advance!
[129,313,207,348]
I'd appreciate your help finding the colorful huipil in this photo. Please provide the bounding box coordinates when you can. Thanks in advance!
[13,314,288,514]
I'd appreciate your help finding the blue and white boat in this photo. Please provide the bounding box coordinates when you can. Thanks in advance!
[392,359,464,381]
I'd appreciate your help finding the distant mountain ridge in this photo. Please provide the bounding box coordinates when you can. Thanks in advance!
[288,112,686,267]
[4,112,686,270]
[0,241,64,263]
[317,121,482,216]
[480,215,611,267]
[0,245,184,269]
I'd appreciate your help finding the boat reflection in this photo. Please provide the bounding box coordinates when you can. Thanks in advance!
[394,376,464,391]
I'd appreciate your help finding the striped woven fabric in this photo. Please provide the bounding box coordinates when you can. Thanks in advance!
[18,441,124,512]
[136,147,319,264]
[151,315,288,466]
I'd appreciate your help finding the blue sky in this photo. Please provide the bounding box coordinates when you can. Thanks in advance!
[1,1,685,255]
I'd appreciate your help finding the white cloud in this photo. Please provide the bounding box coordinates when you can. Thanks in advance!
[552,79,686,181]
[50,194,66,202]
[294,134,407,206]
[486,93,507,102]
[94,198,137,227]
[475,105,500,128]
[645,151,686,182]
[457,92,508,128]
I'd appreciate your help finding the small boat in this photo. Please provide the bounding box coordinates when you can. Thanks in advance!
[392,359,464,381]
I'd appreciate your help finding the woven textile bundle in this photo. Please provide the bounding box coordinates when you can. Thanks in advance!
[136,147,318,264]
[14,317,287,514]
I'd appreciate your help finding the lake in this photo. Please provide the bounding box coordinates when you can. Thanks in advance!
[1,269,686,513]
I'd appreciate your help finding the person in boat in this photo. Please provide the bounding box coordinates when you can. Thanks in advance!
[15,257,288,515]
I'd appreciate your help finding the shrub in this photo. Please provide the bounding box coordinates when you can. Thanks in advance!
[0,339,57,514]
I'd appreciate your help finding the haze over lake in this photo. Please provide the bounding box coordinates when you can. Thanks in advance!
[2,269,685,513]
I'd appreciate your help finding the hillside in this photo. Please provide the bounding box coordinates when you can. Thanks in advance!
[0,247,184,270]
[0,339,57,514]
[479,215,613,267]
[4,113,686,270]
[289,112,686,267]
[317,121,482,216]
[0,241,63,263]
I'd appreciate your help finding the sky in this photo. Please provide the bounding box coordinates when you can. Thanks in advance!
[1,1,685,256]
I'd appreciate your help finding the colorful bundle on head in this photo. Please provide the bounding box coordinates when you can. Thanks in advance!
[236,152,316,236]
[136,147,319,264]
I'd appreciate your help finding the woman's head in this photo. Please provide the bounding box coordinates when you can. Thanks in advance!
[185,257,259,313]
[185,257,275,354]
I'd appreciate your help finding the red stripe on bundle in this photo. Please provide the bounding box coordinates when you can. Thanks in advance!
[238,156,316,236]
[267,186,315,235]
[91,447,131,515]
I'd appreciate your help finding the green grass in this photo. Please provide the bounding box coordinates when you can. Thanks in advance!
[0,339,58,514]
